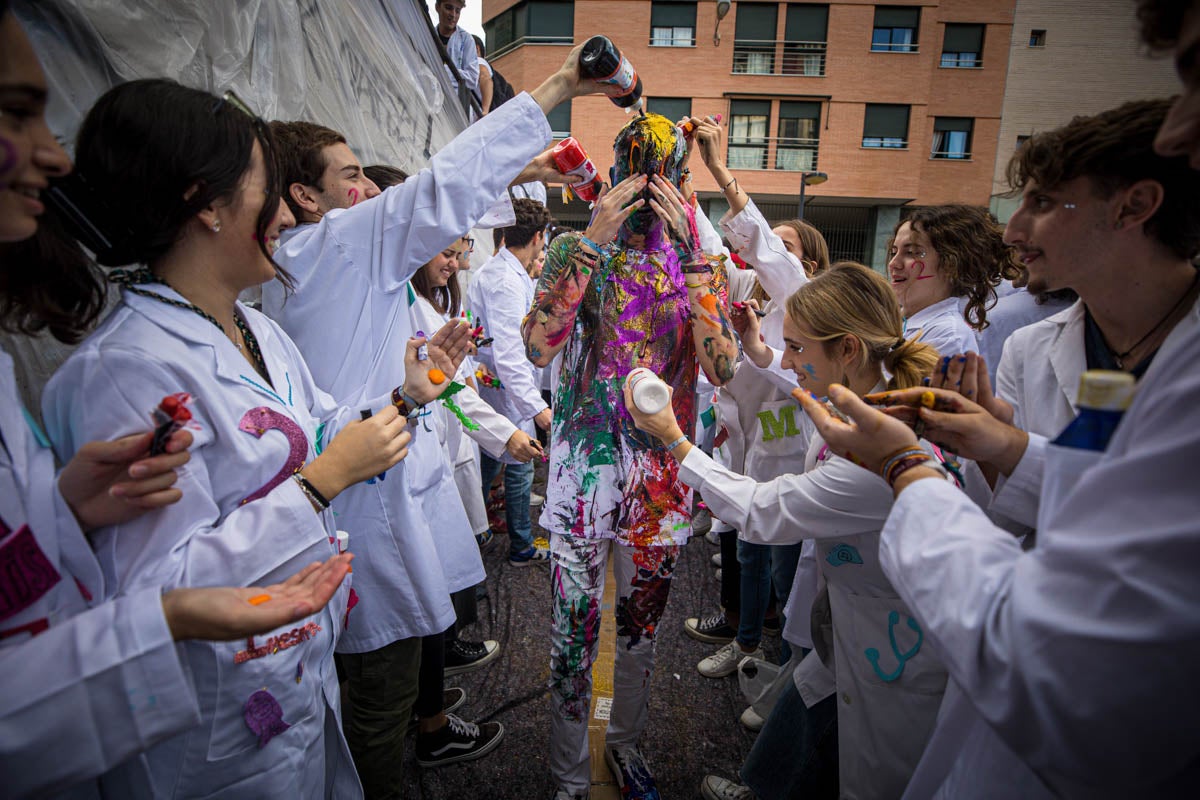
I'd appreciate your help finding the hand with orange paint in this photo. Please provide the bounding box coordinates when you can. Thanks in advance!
[161,554,354,641]
[403,318,470,404]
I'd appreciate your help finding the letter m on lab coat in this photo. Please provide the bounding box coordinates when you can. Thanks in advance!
[757,407,801,441]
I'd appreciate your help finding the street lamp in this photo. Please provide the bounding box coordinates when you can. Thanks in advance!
[798,170,828,220]
[714,1,732,47]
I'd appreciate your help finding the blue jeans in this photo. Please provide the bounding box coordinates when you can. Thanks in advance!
[741,680,839,800]
[736,540,803,660]
[479,453,533,556]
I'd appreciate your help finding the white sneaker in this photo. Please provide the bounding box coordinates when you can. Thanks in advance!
[704,529,721,546]
[698,641,763,678]
[739,705,765,731]
[701,774,755,800]
[710,552,722,568]
[530,491,546,506]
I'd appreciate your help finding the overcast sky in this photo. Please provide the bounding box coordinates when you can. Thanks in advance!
[428,2,487,43]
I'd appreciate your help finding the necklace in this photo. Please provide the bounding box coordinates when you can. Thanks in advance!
[1106,270,1200,369]
[111,268,270,379]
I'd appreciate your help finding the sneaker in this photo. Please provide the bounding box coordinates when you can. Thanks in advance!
[408,687,467,732]
[698,641,764,678]
[531,491,546,506]
[604,744,661,800]
[704,528,721,546]
[476,528,495,549]
[553,791,589,800]
[762,615,781,637]
[739,705,765,732]
[710,552,722,568]
[714,568,723,583]
[415,713,504,767]
[685,611,736,644]
[509,545,550,567]
[444,638,500,676]
[700,774,755,800]
[691,507,712,536]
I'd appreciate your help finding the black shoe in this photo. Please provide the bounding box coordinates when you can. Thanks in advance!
[684,611,737,644]
[444,638,501,676]
[415,713,504,767]
[408,687,467,732]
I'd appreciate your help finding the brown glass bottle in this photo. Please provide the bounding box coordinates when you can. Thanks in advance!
[579,35,644,109]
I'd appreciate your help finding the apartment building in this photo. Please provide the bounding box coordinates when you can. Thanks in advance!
[482,0,1016,266]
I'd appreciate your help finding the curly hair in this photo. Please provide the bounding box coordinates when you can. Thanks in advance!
[1135,0,1190,49]
[892,205,1020,331]
[787,262,940,391]
[502,198,552,249]
[1006,98,1200,261]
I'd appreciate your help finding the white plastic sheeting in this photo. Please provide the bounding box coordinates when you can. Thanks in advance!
[14,0,470,171]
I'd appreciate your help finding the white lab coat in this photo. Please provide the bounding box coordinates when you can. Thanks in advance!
[978,289,1074,384]
[0,349,201,799]
[42,291,360,799]
[408,289,516,543]
[995,300,1085,438]
[904,295,979,357]
[678,427,953,800]
[263,93,550,649]
[883,300,1200,798]
[466,247,545,462]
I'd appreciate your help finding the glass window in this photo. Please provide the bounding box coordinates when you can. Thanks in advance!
[776,101,820,171]
[1029,29,1046,47]
[483,0,574,57]
[650,1,696,46]
[931,117,973,159]
[940,23,984,67]
[871,6,920,52]
[646,97,693,123]
[546,101,572,139]
[862,103,910,148]
[733,3,778,73]
[728,99,771,170]
[782,4,828,75]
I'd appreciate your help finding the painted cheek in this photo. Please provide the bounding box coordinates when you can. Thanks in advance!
[914,260,934,280]
[347,187,360,207]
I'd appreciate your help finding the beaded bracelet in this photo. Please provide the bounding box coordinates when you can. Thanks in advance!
[879,446,927,482]
[884,453,936,488]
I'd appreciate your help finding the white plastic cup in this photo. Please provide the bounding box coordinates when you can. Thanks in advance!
[336,530,350,554]
[626,368,671,415]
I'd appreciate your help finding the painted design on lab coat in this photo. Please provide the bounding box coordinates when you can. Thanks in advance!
[237,407,308,505]
[243,688,291,748]
[756,404,803,441]
[865,611,924,683]
[825,543,864,567]
[0,519,61,622]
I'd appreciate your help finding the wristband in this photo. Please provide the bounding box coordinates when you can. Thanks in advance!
[294,472,331,511]
[664,434,689,451]
[391,386,424,419]
[879,445,927,481]
[578,235,603,254]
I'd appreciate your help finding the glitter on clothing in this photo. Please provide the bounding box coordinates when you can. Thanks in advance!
[243,689,290,748]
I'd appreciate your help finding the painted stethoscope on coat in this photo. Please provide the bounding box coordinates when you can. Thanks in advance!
[865,610,924,683]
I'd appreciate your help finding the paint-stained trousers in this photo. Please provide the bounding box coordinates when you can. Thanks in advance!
[548,532,679,794]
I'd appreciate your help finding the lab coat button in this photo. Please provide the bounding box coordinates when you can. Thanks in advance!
[841,692,852,705]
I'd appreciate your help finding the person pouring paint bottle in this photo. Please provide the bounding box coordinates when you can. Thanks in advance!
[625,263,960,800]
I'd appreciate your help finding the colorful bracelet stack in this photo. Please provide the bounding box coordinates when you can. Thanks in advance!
[391,386,424,419]
[879,446,936,488]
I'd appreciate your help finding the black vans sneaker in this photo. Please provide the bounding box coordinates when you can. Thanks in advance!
[415,713,504,767]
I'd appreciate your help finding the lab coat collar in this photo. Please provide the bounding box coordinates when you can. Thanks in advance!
[122,288,287,405]
[905,296,961,331]
[0,349,30,477]
[1049,301,1086,410]
[497,247,533,285]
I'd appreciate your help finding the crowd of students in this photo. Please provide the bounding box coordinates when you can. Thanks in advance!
[1,0,1198,798]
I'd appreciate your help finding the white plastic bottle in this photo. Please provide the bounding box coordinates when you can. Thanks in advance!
[626,368,671,415]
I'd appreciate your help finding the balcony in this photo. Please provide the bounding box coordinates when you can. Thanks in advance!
[732,40,827,77]
[727,136,820,171]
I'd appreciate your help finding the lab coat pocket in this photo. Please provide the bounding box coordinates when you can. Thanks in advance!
[1037,443,1103,532]
[206,637,319,761]
[847,593,947,695]
[745,398,808,477]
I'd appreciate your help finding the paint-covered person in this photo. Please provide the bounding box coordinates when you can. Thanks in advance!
[628,263,949,800]
[0,10,353,796]
[263,46,623,794]
[523,112,739,800]
[467,198,553,566]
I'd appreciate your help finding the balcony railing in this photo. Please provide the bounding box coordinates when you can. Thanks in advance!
[732,39,827,77]
[489,34,573,60]
[727,136,820,171]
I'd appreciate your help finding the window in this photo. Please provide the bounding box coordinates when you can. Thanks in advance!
[1029,29,1046,47]
[783,4,829,76]
[872,6,920,52]
[646,97,693,123]
[776,101,820,170]
[546,101,572,139]
[650,1,696,46]
[484,1,574,57]
[733,3,778,74]
[862,103,910,148]
[728,100,771,169]
[1016,134,1030,149]
[931,117,973,159]
[940,23,984,67]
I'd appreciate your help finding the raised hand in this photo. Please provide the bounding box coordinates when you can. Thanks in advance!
[583,174,647,246]
[793,384,920,476]
[647,174,700,255]
[730,299,772,367]
[930,352,1014,424]
[60,429,193,532]
[302,404,410,499]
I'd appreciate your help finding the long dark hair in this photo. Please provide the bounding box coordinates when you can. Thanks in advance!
[0,204,107,343]
[410,248,462,317]
[72,79,291,287]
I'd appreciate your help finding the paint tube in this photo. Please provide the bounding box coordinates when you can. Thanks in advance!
[149,393,193,455]
[626,367,671,415]
[678,114,723,140]
[551,137,603,204]
[1053,370,1135,451]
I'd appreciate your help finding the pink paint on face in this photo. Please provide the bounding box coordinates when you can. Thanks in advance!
[347,187,360,207]
[914,260,934,279]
